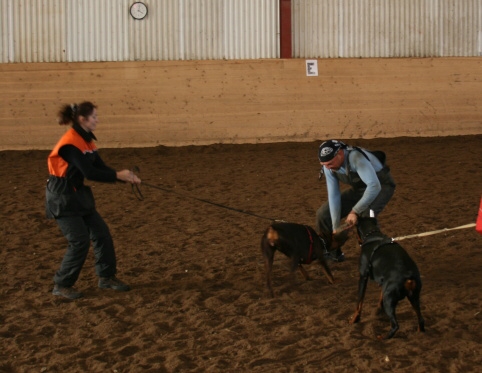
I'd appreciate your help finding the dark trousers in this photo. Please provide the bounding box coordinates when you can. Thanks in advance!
[316,184,395,234]
[53,210,117,287]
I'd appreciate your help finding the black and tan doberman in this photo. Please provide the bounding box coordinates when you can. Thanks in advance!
[261,221,348,297]
[350,217,425,340]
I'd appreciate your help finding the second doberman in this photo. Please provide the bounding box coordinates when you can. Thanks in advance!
[350,217,425,340]
[261,221,348,297]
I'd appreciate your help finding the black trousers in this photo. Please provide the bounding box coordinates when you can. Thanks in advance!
[316,184,395,234]
[53,210,117,287]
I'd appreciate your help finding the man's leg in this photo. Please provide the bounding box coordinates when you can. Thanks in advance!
[315,201,332,234]
[316,188,363,233]
[363,184,396,217]
[316,188,362,262]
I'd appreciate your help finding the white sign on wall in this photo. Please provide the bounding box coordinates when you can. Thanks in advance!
[306,60,318,76]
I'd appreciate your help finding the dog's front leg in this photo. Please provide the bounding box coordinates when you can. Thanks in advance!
[318,258,335,284]
[289,258,301,286]
[262,244,275,297]
[350,273,369,324]
[264,257,275,297]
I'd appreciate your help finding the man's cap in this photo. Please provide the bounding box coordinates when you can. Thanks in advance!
[318,140,345,162]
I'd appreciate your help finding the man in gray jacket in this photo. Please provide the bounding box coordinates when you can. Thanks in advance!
[316,140,396,262]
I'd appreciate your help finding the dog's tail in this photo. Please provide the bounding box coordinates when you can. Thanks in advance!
[404,278,417,296]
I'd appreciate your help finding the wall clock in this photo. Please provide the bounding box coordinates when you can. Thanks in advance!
[130,2,148,20]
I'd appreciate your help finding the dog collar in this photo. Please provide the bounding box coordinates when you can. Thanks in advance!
[302,226,315,264]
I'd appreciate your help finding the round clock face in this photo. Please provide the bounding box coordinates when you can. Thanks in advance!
[130,2,148,20]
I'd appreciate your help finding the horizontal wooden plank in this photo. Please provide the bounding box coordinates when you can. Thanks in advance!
[0,58,481,150]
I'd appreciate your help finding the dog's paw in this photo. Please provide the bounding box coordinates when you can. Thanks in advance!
[349,313,361,324]
[376,306,385,316]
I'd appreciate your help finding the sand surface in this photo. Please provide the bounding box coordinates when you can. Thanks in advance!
[1,135,482,372]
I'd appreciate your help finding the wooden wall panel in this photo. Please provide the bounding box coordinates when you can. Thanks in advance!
[0,58,481,150]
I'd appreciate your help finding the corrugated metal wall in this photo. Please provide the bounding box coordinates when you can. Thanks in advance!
[0,0,279,62]
[1,0,481,62]
[293,0,482,58]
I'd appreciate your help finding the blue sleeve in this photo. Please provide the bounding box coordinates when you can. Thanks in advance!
[324,167,342,230]
[349,152,381,214]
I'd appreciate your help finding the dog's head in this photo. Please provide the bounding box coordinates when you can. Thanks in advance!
[356,217,381,243]
[266,226,279,246]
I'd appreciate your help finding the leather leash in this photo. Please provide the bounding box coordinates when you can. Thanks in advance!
[130,167,276,221]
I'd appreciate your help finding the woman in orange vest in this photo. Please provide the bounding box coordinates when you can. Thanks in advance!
[46,101,141,299]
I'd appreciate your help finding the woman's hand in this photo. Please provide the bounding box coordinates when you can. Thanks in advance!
[117,169,141,184]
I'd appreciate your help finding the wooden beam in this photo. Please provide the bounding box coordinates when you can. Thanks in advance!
[280,0,292,58]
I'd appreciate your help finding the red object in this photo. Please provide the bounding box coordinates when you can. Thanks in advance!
[280,0,292,58]
[476,197,482,235]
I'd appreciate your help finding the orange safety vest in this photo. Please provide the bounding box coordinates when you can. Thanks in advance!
[48,128,97,177]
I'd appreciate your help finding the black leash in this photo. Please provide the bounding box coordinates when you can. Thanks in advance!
[130,167,276,221]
